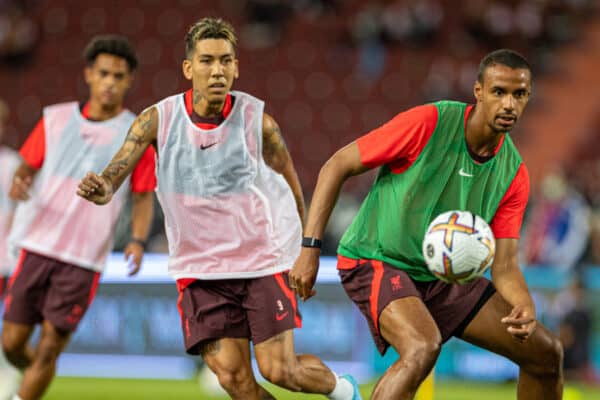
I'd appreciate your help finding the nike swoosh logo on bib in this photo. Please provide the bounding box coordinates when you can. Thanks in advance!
[459,168,474,177]
[200,142,218,150]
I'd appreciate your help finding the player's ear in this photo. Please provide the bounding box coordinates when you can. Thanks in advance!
[474,80,482,103]
[234,59,239,79]
[84,65,92,85]
[125,71,134,90]
[182,58,193,81]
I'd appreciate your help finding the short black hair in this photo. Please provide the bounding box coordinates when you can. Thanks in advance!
[477,49,531,83]
[83,35,138,71]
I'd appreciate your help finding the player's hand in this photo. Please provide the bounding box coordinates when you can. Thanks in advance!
[124,241,144,276]
[501,304,537,343]
[9,175,32,201]
[289,247,320,301]
[77,172,113,205]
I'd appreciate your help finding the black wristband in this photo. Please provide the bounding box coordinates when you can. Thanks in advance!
[131,238,147,250]
[301,237,322,249]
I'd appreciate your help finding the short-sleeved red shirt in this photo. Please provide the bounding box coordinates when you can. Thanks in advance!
[356,104,529,239]
[20,103,156,193]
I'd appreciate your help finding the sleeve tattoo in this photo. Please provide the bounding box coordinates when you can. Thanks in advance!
[102,107,157,188]
[262,120,288,172]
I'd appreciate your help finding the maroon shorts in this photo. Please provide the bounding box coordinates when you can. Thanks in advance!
[3,250,101,332]
[338,257,495,355]
[0,275,7,298]
[176,271,302,355]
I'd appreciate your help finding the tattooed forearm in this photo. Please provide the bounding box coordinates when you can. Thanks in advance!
[101,107,157,190]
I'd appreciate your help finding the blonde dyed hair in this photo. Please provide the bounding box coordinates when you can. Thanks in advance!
[185,17,237,58]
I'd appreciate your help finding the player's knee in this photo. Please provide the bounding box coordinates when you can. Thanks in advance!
[522,334,563,377]
[258,359,297,390]
[404,338,441,373]
[35,337,63,365]
[539,336,563,376]
[1,334,23,366]
[214,366,256,395]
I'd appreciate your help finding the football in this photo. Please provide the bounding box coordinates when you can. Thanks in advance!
[422,210,495,284]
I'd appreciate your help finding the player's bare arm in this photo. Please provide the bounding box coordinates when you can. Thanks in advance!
[491,238,536,342]
[124,191,154,276]
[289,141,368,300]
[77,106,158,205]
[262,113,305,225]
[9,161,38,201]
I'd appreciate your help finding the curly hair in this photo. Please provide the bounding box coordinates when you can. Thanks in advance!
[83,35,138,71]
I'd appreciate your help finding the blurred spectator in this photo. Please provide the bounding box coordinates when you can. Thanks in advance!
[570,157,600,265]
[555,278,599,383]
[350,2,386,81]
[0,0,39,65]
[521,170,591,271]
[241,0,293,49]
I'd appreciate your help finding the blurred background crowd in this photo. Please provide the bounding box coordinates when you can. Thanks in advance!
[1,0,599,386]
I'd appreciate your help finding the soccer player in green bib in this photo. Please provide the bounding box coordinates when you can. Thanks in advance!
[290,49,563,400]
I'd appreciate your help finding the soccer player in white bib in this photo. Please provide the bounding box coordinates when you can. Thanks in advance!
[0,100,23,400]
[78,17,361,400]
[1,36,156,400]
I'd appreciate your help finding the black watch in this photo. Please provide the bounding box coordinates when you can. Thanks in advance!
[301,237,322,249]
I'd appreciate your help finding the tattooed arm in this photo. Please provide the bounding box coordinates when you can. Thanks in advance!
[77,107,158,205]
[262,113,305,227]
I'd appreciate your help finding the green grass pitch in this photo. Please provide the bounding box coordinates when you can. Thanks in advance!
[44,377,600,399]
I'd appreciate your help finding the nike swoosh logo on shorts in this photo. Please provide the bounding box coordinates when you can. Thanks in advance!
[459,168,474,177]
[275,311,289,321]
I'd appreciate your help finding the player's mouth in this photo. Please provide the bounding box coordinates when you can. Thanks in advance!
[496,115,516,127]
[208,82,226,92]
[101,90,116,99]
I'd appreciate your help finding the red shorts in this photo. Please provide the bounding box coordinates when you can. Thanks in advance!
[177,271,301,355]
[338,257,495,355]
[3,250,101,332]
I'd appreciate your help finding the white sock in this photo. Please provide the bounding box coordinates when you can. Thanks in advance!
[12,395,23,400]
[0,348,23,400]
[327,374,354,400]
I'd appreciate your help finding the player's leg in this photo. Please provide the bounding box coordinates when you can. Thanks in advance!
[0,277,27,399]
[15,258,100,399]
[372,297,442,400]
[338,259,442,400]
[250,272,359,398]
[254,329,336,393]
[459,292,563,400]
[1,251,47,371]
[18,320,71,399]
[1,321,34,370]
[178,280,273,399]
[200,337,274,400]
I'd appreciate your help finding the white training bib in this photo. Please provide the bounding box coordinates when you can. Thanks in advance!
[154,91,301,280]
[11,102,134,271]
